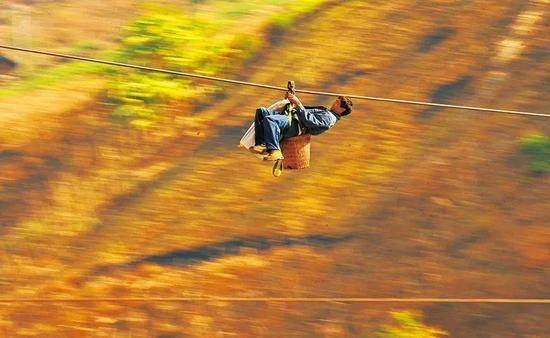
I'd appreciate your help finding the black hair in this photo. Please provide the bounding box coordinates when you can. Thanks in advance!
[338,96,353,116]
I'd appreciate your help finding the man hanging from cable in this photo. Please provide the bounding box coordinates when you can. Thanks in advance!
[248,91,353,161]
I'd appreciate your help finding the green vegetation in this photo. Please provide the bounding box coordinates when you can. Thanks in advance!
[105,0,328,128]
[3,1,548,336]
[376,311,447,338]
[520,133,550,174]
[0,52,110,100]
[0,39,113,100]
[0,0,329,127]
[105,8,225,127]
[269,0,326,30]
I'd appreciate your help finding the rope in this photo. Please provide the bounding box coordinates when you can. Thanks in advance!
[0,297,548,303]
[0,45,547,307]
[1,44,548,118]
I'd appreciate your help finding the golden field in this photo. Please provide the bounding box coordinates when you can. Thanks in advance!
[0,0,548,336]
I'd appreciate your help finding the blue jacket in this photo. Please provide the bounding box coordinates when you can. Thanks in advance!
[295,105,341,135]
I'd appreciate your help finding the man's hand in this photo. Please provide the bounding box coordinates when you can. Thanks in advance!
[285,92,302,106]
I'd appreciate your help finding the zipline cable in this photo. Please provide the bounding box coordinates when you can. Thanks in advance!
[1,44,548,118]
[0,297,548,303]
[1,45,547,307]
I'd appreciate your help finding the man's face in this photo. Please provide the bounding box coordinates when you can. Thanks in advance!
[330,98,345,115]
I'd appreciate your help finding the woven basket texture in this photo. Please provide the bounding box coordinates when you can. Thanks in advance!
[281,134,311,170]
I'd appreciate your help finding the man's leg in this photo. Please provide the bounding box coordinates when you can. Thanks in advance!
[283,118,300,139]
[263,115,300,150]
[263,114,291,152]
[254,107,277,146]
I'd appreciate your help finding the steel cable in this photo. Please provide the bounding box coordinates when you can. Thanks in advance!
[1,44,548,118]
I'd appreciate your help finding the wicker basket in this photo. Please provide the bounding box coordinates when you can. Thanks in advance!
[281,134,311,169]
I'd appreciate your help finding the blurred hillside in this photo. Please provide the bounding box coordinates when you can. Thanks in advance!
[0,0,548,337]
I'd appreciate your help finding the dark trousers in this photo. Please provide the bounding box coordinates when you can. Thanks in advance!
[254,107,299,150]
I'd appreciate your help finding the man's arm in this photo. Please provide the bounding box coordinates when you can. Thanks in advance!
[267,98,290,113]
[286,93,330,128]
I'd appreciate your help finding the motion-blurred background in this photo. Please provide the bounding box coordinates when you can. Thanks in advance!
[0,0,548,336]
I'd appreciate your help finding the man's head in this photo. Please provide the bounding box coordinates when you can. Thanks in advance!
[330,96,353,116]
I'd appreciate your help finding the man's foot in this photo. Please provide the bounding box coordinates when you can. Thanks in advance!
[249,145,267,155]
[272,159,283,177]
[263,149,284,161]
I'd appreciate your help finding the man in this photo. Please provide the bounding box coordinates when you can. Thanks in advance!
[251,94,353,160]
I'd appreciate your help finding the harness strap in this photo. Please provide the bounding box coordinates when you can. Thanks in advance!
[286,80,296,128]
[296,113,303,135]
[283,103,304,136]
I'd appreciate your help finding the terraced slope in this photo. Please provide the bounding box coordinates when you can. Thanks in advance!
[0,0,548,336]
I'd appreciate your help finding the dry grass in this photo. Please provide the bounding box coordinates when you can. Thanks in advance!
[0,0,138,72]
[0,0,548,336]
